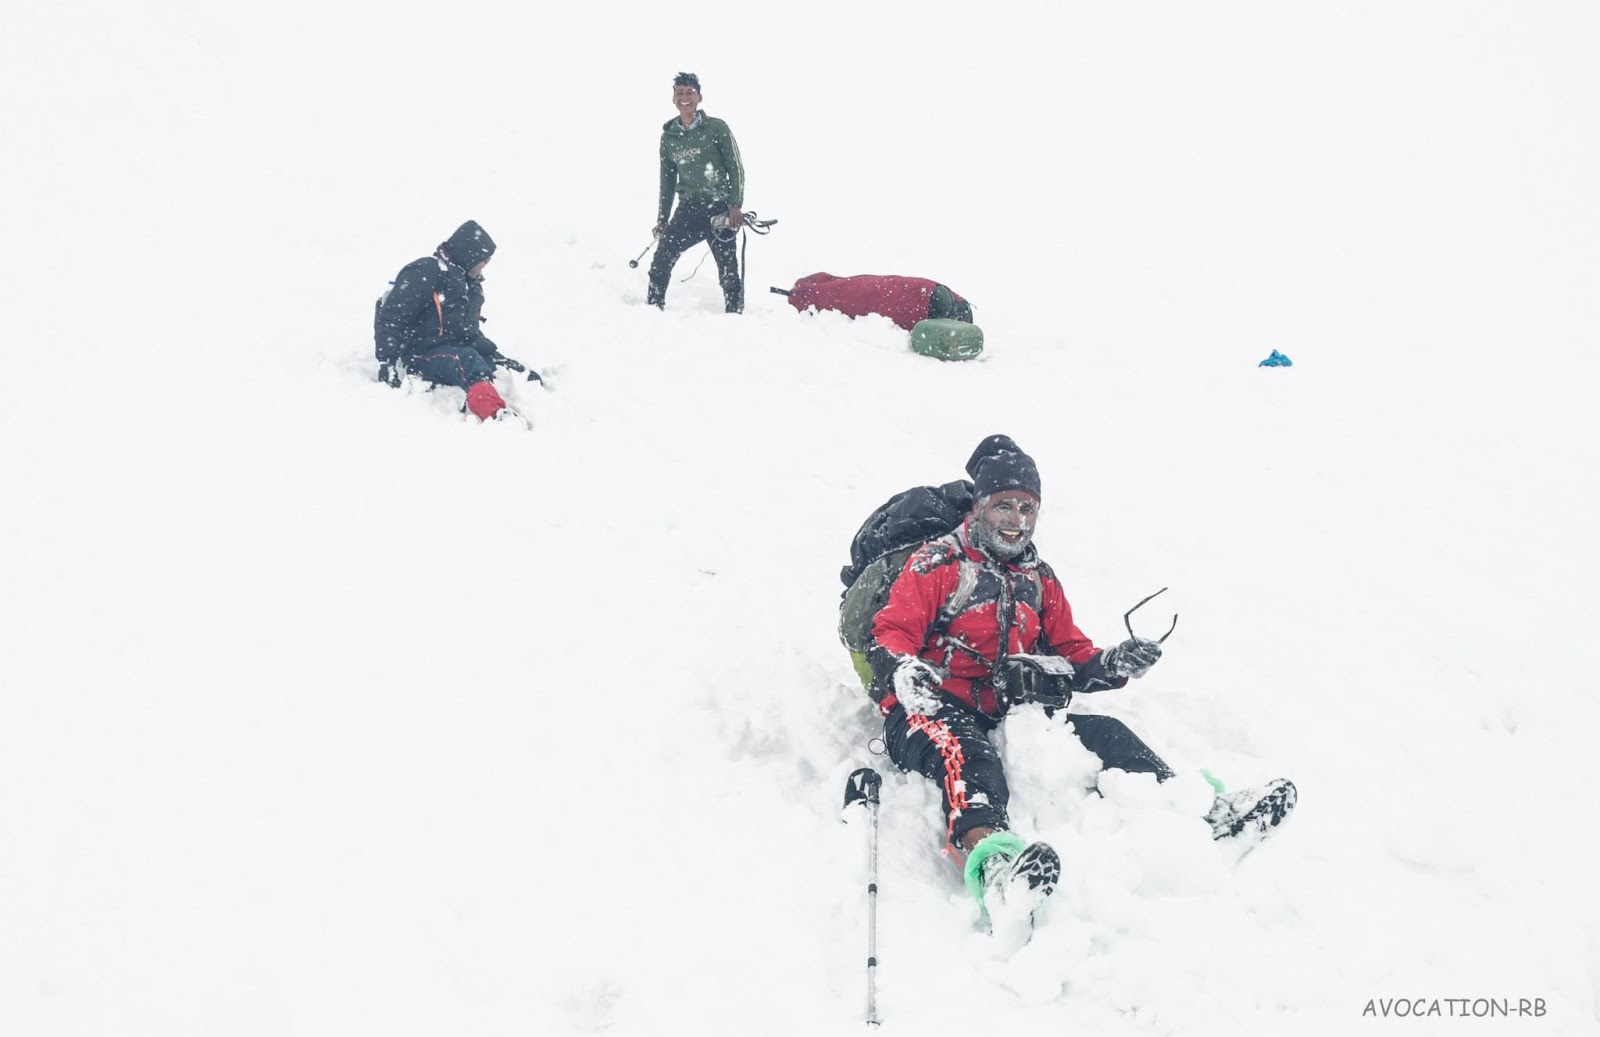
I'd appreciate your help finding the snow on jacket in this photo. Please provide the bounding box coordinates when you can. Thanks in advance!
[374,221,499,364]
[657,112,744,224]
[868,520,1124,716]
[785,273,968,331]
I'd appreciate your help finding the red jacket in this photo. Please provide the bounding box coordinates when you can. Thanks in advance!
[871,522,1115,716]
[784,273,965,331]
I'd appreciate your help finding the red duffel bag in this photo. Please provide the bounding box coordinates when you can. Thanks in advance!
[774,273,972,331]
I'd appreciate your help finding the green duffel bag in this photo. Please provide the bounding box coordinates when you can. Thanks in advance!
[910,318,984,362]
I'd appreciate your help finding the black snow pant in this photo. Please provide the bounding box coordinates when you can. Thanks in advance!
[883,705,1174,851]
[647,198,743,313]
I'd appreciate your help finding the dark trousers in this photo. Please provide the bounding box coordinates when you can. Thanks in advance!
[405,346,493,389]
[884,706,1174,849]
[1071,713,1175,781]
[647,199,742,313]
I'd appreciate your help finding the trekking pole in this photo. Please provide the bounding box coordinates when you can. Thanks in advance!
[627,240,655,268]
[843,767,883,1026]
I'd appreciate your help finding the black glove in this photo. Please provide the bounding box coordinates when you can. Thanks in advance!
[1004,653,1076,708]
[491,354,542,383]
[1100,637,1163,679]
[377,362,402,388]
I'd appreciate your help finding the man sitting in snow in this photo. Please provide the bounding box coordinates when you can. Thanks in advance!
[866,438,1296,925]
[374,220,537,422]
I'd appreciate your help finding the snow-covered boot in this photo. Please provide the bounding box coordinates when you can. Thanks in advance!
[1206,777,1297,842]
[492,403,533,429]
[963,831,1060,942]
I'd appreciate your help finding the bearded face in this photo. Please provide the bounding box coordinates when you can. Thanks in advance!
[970,490,1040,561]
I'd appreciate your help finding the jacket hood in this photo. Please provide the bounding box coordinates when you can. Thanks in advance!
[439,220,496,268]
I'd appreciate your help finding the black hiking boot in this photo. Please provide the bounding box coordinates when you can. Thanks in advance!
[1207,778,1297,842]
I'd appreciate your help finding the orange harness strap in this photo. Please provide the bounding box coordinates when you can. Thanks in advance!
[905,714,969,848]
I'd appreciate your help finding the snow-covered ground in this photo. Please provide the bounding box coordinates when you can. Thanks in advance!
[4,3,1599,1034]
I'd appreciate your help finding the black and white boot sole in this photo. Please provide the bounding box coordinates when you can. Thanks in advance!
[1212,778,1297,841]
[985,841,1062,951]
[1007,842,1062,899]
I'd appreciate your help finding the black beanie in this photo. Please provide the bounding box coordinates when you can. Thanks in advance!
[973,449,1042,501]
[964,434,1022,479]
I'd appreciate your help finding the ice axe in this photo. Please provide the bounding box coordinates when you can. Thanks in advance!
[627,239,655,269]
[617,228,656,267]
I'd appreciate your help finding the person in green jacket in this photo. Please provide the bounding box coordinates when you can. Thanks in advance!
[647,72,746,314]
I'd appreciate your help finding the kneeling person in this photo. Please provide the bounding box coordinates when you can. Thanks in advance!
[374,220,535,421]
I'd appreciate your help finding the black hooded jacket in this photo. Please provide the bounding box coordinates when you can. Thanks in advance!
[374,221,499,363]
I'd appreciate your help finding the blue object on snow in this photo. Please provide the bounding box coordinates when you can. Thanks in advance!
[1258,349,1293,367]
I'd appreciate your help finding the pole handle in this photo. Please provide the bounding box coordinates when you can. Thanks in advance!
[844,767,881,809]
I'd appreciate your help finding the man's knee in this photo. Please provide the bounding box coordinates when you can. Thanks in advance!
[1073,714,1135,741]
[1070,714,1174,780]
[890,709,1008,789]
[407,350,492,390]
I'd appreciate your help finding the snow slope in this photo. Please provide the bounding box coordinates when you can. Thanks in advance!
[4,2,1599,1034]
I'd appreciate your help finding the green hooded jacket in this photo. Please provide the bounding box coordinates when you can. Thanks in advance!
[657,112,744,223]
